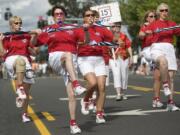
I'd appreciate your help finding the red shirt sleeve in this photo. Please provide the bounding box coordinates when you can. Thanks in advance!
[102,27,113,42]
[120,32,131,48]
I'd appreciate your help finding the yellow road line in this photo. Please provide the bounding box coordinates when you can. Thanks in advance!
[128,85,180,95]
[28,107,51,135]
[174,91,180,94]
[65,76,180,94]
[128,85,152,92]
[41,112,55,121]
[11,80,51,135]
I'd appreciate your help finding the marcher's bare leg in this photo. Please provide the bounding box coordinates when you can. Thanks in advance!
[156,56,168,84]
[22,83,31,114]
[80,73,97,115]
[62,52,86,95]
[96,75,106,112]
[84,73,97,102]
[153,68,161,98]
[66,82,76,120]
[156,56,171,96]
[152,68,163,108]
[62,52,77,81]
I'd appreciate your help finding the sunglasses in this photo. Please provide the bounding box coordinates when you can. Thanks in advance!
[111,25,121,28]
[148,15,156,18]
[54,12,64,16]
[85,14,95,17]
[14,22,22,25]
[160,9,168,12]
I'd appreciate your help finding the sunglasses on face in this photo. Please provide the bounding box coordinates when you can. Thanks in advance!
[84,14,95,17]
[160,9,168,12]
[111,25,121,28]
[148,15,156,18]
[54,12,64,16]
[14,22,22,25]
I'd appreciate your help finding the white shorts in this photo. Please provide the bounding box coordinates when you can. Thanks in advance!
[141,57,149,66]
[4,55,35,84]
[140,46,152,62]
[150,43,177,71]
[78,56,106,76]
[48,51,77,85]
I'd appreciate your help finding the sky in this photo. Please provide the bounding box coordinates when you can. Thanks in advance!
[0,0,52,32]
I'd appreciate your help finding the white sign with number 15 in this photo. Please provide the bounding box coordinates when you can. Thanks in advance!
[91,2,122,25]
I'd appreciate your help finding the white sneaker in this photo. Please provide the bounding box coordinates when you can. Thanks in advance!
[22,113,31,123]
[74,86,86,96]
[96,112,106,124]
[80,98,89,115]
[16,86,26,99]
[116,94,122,101]
[152,99,163,108]
[122,94,128,100]
[16,97,24,108]
[166,103,180,111]
[70,124,81,134]
[163,87,171,96]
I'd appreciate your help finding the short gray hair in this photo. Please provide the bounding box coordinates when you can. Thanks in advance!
[156,3,169,15]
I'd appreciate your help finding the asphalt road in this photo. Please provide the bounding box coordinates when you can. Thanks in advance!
[1,74,180,135]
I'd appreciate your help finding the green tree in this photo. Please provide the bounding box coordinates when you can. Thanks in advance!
[119,0,180,49]
[119,0,180,35]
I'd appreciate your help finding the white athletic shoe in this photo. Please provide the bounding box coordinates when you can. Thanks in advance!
[70,124,81,134]
[152,99,163,108]
[122,94,128,100]
[80,99,89,115]
[96,112,106,124]
[74,86,86,96]
[166,103,180,111]
[163,87,171,96]
[22,113,31,123]
[116,94,128,101]
[16,97,24,108]
[116,94,122,101]
[16,86,26,99]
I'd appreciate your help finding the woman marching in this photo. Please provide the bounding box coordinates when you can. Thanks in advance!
[109,22,133,101]
[36,5,86,134]
[76,8,113,123]
[141,3,180,111]
[138,10,164,108]
[0,16,39,122]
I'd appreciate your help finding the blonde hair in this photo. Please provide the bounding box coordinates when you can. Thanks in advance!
[9,16,22,26]
[156,3,169,16]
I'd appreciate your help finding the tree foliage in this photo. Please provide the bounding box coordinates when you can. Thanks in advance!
[117,0,180,50]
[119,0,180,39]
